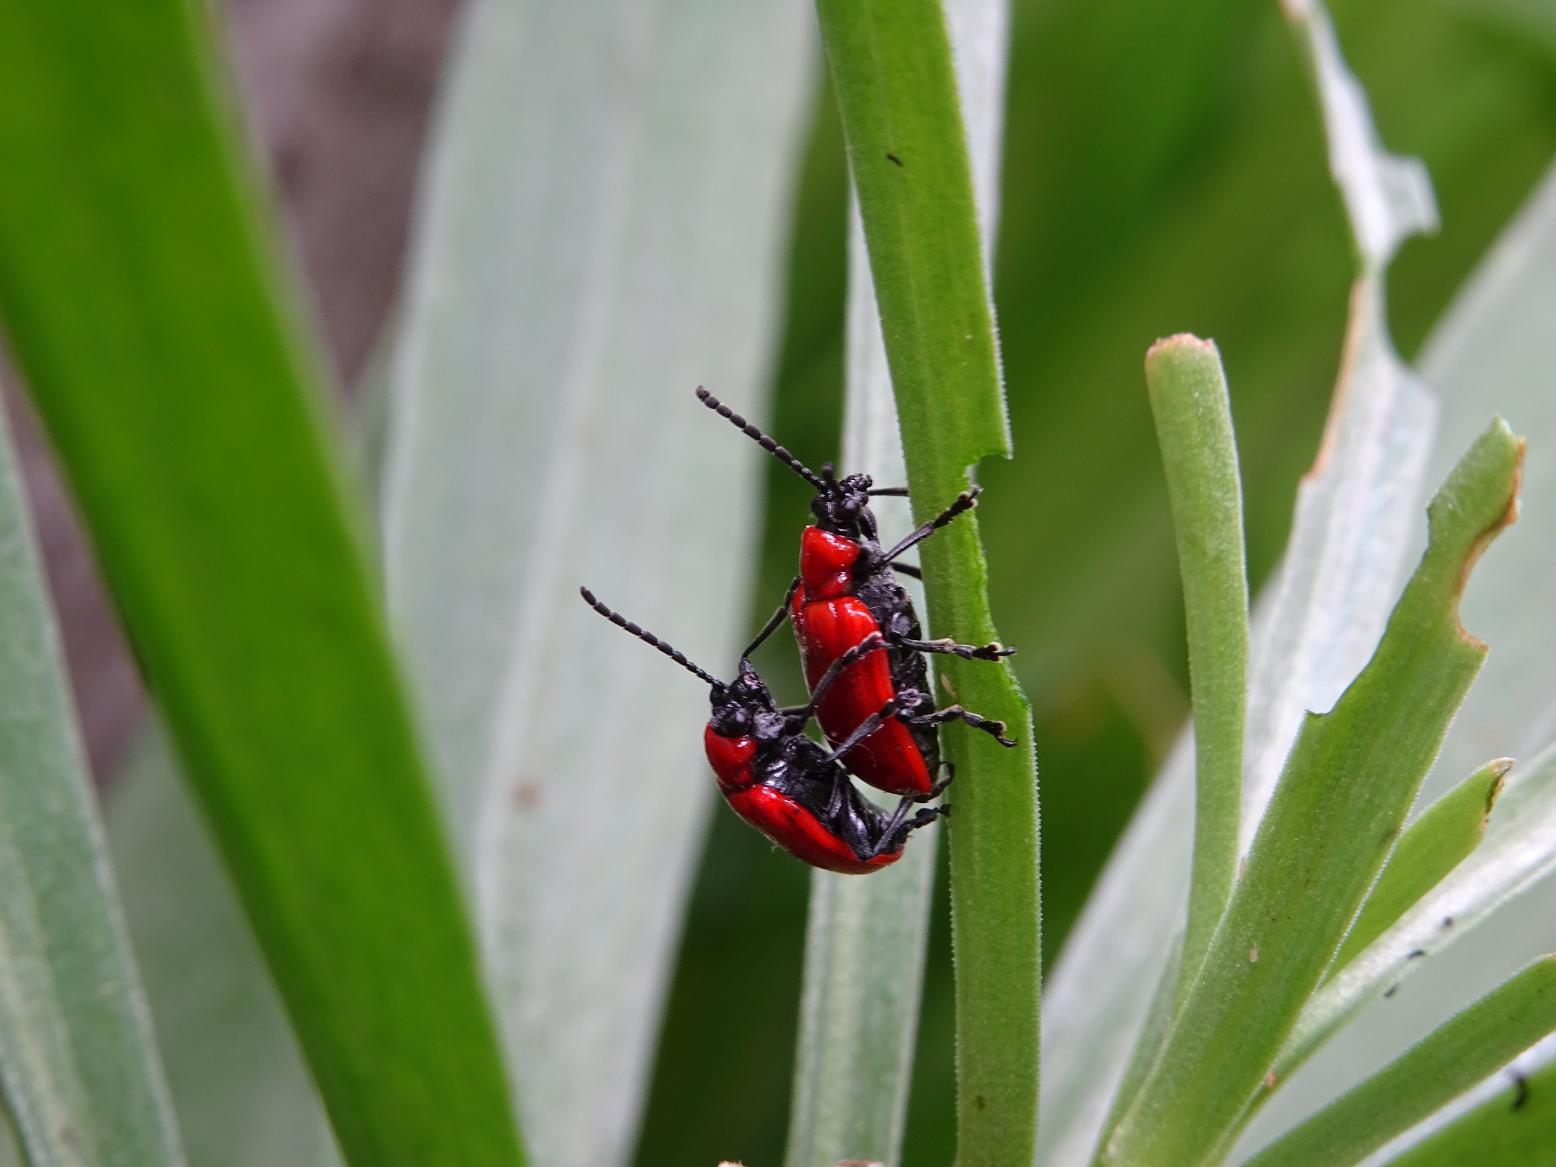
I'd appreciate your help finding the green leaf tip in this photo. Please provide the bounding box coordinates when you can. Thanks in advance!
[1426,419,1524,641]
[1099,417,1525,1167]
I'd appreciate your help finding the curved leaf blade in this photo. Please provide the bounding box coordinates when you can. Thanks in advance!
[1102,421,1523,1166]
[1038,6,1440,1159]
[1244,956,1556,1167]
[1377,1038,1556,1166]
[0,3,523,1163]
[1331,757,1508,971]
[1245,156,1556,1148]
[1280,741,1556,1089]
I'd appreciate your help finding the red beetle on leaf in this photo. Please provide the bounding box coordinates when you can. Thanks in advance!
[695,388,1017,799]
[579,587,945,874]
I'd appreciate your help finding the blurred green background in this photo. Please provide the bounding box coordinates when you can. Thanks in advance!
[635,1,1555,1164]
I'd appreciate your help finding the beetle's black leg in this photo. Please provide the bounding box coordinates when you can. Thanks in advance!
[890,562,922,580]
[893,634,1015,662]
[818,695,900,767]
[867,485,910,497]
[743,575,800,660]
[906,704,1017,747]
[876,487,981,567]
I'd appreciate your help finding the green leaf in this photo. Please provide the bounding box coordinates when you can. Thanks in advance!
[814,3,1039,1164]
[1143,335,1248,994]
[1377,1040,1556,1166]
[1251,157,1556,1146]
[1332,757,1508,970]
[1041,5,1440,1159]
[1281,741,1556,1090]
[378,3,813,1165]
[1244,956,1556,1167]
[0,407,182,1165]
[784,4,1010,1164]
[0,4,523,1164]
[1101,420,1524,1167]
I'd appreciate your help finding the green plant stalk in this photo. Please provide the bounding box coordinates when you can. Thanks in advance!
[1381,1052,1556,1166]
[1332,757,1509,970]
[1144,335,1248,997]
[814,2,1039,1163]
[0,4,524,1165]
[1101,420,1523,1166]
[1244,956,1556,1167]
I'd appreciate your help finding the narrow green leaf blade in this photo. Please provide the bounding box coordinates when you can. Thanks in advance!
[1102,421,1523,1167]
[814,3,1039,1164]
[1281,741,1556,1087]
[1378,1042,1556,1166]
[1332,758,1509,970]
[379,4,813,1165]
[0,409,183,1165]
[1248,158,1556,1147]
[785,5,1009,1164]
[1144,335,1247,994]
[0,4,523,1164]
[1040,6,1440,1159]
[1244,956,1556,1167]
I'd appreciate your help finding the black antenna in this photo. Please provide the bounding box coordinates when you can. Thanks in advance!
[579,587,722,688]
[695,387,825,490]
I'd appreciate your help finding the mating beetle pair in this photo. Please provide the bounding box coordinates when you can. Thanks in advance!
[581,388,1016,873]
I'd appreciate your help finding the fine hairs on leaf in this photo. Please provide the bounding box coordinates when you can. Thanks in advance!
[813,2,1040,1164]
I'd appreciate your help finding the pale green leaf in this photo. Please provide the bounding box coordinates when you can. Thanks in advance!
[1332,757,1508,971]
[379,4,814,1165]
[0,403,182,1167]
[1245,957,1556,1167]
[1101,421,1522,1166]
[1242,157,1556,1151]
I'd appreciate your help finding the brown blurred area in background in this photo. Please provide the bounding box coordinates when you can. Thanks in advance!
[2,0,458,778]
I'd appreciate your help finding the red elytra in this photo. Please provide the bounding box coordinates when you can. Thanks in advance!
[581,586,944,873]
[695,387,1016,802]
[790,528,935,796]
[706,728,902,874]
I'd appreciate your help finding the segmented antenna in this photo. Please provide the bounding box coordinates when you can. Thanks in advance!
[578,586,722,688]
[695,387,824,489]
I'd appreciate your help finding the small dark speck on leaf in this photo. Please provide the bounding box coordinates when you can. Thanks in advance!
[512,781,542,811]
[1407,948,1427,960]
[886,151,903,167]
[1384,984,1399,998]
[975,1094,987,1111]
[1511,1069,1530,1111]
[1442,915,1456,929]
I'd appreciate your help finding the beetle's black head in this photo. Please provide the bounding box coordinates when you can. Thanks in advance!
[707,659,784,740]
[811,466,879,542]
